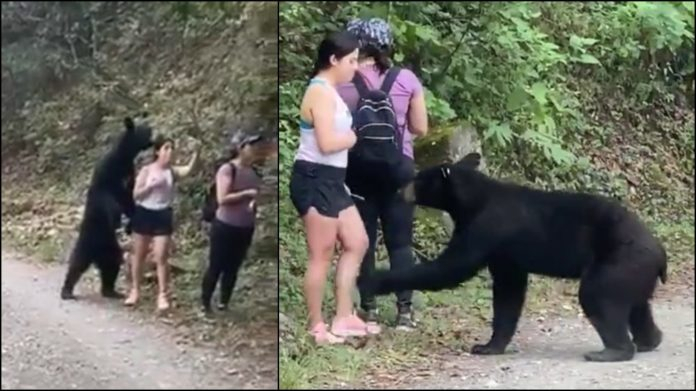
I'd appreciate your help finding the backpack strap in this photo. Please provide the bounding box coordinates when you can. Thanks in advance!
[211,162,237,193]
[380,67,401,95]
[380,67,404,148]
[224,162,237,192]
[352,71,370,99]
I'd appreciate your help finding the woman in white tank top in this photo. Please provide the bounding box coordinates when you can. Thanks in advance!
[289,31,382,345]
[125,136,198,311]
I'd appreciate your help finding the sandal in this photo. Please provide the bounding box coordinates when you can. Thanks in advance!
[364,319,382,335]
[157,293,170,311]
[363,309,382,335]
[124,290,139,306]
[331,312,381,337]
[309,322,345,345]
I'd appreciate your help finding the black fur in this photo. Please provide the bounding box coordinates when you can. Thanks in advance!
[359,153,667,362]
[60,116,153,300]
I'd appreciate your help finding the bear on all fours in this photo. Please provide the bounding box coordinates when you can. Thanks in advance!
[60,115,153,300]
[358,152,667,362]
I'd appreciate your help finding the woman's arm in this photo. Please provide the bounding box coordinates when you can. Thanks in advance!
[216,164,257,205]
[133,166,154,200]
[172,150,198,179]
[303,85,356,154]
[407,89,428,137]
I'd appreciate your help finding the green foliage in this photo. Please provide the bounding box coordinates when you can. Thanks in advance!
[167,1,246,30]
[280,1,693,175]
[280,2,694,387]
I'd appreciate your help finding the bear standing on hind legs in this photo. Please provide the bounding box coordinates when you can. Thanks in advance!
[359,152,668,362]
[60,115,153,300]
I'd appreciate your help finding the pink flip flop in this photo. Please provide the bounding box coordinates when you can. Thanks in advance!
[309,322,345,345]
[331,312,381,337]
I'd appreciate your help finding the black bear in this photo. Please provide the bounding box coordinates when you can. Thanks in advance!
[60,115,153,300]
[359,152,668,362]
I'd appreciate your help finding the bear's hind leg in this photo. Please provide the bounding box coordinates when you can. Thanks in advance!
[97,244,125,299]
[61,250,92,300]
[579,278,635,362]
[629,301,663,352]
[471,266,528,355]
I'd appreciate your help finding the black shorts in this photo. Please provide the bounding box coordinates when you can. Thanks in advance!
[131,205,174,236]
[289,160,353,218]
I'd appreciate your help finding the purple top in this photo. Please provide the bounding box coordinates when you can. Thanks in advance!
[215,163,261,228]
[336,64,423,159]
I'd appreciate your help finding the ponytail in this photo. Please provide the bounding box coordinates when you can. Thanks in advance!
[309,60,321,81]
[361,46,392,75]
[227,145,241,160]
[374,50,392,75]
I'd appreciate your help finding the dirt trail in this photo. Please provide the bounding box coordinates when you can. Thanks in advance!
[394,296,694,390]
[1,250,277,390]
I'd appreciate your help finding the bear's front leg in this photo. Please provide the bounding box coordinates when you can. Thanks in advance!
[471,265,528,355]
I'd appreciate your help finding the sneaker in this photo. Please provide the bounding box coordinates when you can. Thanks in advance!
[200,305,214,318]
[395,310,417,331]
[123,290,139,306]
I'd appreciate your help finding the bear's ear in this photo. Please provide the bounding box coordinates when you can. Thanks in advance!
[455,152,481,169]
[124,117,135,132]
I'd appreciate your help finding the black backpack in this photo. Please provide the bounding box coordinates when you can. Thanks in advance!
[346,67,411,194]
[201,162,236,222]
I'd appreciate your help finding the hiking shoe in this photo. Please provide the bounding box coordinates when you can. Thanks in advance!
[395,310,417,331]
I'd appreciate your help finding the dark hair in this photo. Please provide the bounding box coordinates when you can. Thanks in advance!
[310,31,360,79]
[227,145,241,160]
[360,45,392,75]
[227,135,265,160]
[152,135,173,158]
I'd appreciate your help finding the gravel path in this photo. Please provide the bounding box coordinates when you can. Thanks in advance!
[1,251,277,390]
[403,296,694,389]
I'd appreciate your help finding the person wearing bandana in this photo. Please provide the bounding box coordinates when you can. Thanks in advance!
[337,17,430,331]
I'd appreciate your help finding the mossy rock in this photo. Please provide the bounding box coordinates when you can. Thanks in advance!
[413,123,456,169]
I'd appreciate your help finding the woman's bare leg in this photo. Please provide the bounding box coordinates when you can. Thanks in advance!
[331,206,378,336]
[334,206,368,318]
[125,233,149,306]
[302,207,341,341]
[151,235,171,311]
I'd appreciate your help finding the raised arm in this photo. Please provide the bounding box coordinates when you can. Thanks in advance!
[172,150,199,179]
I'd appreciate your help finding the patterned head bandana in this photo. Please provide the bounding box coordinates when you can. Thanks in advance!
[346,18,394,51]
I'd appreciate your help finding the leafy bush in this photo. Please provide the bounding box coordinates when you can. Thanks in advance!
[280,2,693,174]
